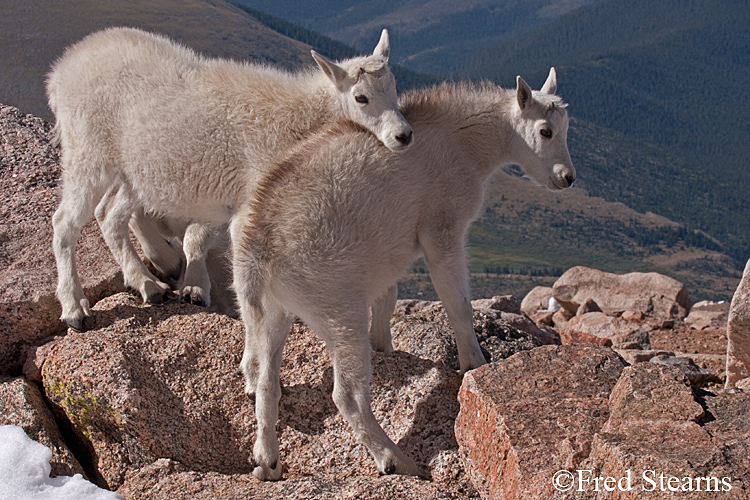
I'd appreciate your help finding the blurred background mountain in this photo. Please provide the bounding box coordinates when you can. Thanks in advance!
[3,0,747,301]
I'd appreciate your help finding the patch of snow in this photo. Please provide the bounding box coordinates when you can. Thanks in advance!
[0,425,123,500]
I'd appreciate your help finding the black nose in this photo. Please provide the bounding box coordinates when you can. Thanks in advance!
[395,130,412,146]
[564,173,575,187]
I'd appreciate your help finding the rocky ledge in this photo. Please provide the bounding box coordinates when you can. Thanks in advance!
[2,103,749,498]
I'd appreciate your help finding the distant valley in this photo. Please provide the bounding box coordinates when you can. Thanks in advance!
[1,0,746,303]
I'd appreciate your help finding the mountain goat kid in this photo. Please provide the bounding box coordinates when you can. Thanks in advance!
[47,27,412,330]
[232,69,575,480]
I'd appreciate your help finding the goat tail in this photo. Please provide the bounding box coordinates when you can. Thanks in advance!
[46,90,62,148]
[230,218,271,319]
[49,121,62,147]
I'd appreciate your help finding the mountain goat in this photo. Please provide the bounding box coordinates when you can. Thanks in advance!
[47,27,412,330]
[232,69,575,479]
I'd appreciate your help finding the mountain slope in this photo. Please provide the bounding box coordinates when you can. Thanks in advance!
[0,0,314,120]
[232,0,606,74]
[454,0,750,261]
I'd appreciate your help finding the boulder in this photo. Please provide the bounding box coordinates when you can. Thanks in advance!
[613,348,674,365]
[520,286,554,316]
[581,364,748,497]
[455,345,627,500]
[0,104,125,375]
[685,302,729,331]
[726,258,750,387]
[650,354,722,387]
[391,303,542,369]
[455,350,750,499]
[561,312,651,350]
[553,266,690,320]
[576,298,602,315]
[471,295,521,315]
[40,293,476,497]
[0,376,84,477]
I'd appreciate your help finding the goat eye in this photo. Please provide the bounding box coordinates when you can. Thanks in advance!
[354,94,369,104]
[540,128,553,139]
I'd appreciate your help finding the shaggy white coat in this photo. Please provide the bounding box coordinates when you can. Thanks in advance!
[232,69,576,479]
[47,27,412,329]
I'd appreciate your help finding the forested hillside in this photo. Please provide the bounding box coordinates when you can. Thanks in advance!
[231,4,437,90]
[2,0,745,301]
[456,0,750,262]
[231,0,606,74]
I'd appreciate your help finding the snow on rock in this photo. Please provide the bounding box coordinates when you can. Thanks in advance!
[0,425,123,500]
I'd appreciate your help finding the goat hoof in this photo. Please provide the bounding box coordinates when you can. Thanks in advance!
[181,287,208,307]
[251,459,283,481]
[191,297,207,307]
[65,315,94,332]
[181,293,207,307]
[148,292,165,304]
[383,462,396,475]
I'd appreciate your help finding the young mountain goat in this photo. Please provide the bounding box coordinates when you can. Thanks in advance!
[232,69,575,480]
[47,27,412,330]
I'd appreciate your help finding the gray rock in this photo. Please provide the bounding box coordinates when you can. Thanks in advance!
[391,303,541,370]
[650,354,722,387]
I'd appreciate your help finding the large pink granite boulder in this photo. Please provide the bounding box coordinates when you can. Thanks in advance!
[41,293,476,497]
[455,345,626,499]
[553,266,690,320]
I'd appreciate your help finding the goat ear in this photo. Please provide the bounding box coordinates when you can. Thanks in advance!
[373,29,390,61]
[540,67,557,95]
[516,76,533,110]
[312,50,349,88]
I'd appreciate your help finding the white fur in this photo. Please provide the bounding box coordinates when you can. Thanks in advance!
[232,69,575,479]
[47,27,412,329]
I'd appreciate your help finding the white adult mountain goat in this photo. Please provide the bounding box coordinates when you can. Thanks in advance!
[47,27,413,330]
[232,69,575,480]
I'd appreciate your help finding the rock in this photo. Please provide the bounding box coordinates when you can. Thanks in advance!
[41,293,475,496]
[0,376,84,477]
[561,312,651,350]
[580,364,749,497]
[520,286,554,316]
[553,266,691,320]
[613,348,675,365]
[393,299,439,320]
[118,459,472,500]
[650,354,722,387]
[0,104,125,375]
[576,298,602,315]
[686,307,729,331]
[726,258,750,387]
[552,307,575,329]
[620,309,644,322]
[471,295,521,315]
[455,345,626,500]
[530,309,555,327]
[391,303,541,369]
[559,329,612,347]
